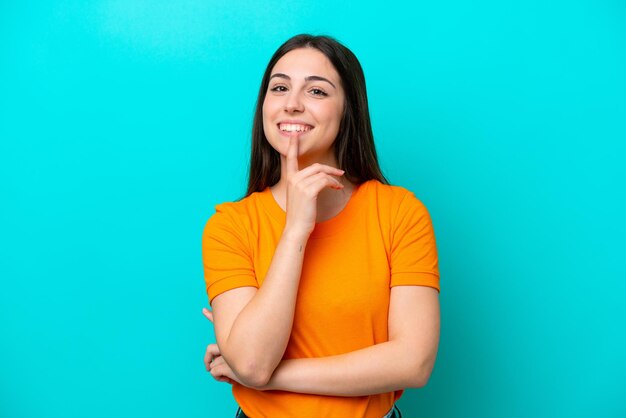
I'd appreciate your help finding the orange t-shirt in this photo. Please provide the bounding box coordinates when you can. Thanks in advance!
[202,179,439,418]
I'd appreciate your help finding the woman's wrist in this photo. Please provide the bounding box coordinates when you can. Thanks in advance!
[281,226,311,247]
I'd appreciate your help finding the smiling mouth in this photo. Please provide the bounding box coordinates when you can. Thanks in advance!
[278,123,313,133]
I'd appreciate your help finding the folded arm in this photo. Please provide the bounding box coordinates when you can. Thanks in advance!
[207,285,440,396]
[210,230,306,388]
[263,285,440,396]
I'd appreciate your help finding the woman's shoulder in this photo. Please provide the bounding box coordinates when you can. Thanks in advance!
[362,179,428,211]
[214,191,263,216]
[204,190,266,234]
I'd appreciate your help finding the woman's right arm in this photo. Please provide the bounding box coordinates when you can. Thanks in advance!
[208,135,344,388]
[209,230,305,388]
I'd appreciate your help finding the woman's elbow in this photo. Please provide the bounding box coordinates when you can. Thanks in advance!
[219,343,278,388]
[231,359,274,389]
[405,356,436,388]
[406,367,433,388]
[238,369,272,389]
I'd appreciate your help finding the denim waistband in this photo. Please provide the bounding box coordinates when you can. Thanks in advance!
[235,404,402,418]
[386,404,403,418]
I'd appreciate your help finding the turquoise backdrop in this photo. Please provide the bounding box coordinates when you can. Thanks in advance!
[1,1,624,417]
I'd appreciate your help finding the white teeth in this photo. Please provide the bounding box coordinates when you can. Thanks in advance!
[279,123,312,132]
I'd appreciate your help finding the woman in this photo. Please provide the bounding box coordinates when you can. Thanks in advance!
[202,34,440,418]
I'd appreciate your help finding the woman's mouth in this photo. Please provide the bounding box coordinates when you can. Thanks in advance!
[278,123,313,133]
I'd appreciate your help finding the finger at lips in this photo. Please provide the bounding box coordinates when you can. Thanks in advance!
[286,134,299,176]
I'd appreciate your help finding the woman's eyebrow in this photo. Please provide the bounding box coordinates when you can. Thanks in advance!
[269,73,336,89]
[305,75,336,89]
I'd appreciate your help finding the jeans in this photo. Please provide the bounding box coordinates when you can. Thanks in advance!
[235,404,402,418]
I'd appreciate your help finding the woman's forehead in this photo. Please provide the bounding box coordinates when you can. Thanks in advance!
[271,48,339,82]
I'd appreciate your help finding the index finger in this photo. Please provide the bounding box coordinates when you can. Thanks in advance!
[286,134,299,176]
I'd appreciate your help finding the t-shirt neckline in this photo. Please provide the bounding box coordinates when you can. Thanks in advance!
[259,180,372,239]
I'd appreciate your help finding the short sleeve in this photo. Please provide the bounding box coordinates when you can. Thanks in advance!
[390,192,440,291]
[202,204,258,304]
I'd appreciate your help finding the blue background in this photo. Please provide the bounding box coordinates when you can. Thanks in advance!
[1,1,625,417]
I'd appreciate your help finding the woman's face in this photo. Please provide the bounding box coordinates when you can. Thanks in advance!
[262,47,345,165]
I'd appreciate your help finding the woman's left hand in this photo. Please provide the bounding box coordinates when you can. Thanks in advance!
[205,344,238,385]
[205,340,242,385]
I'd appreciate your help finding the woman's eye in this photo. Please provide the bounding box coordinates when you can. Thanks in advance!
[270,85,287,92]
[310,88,328,97]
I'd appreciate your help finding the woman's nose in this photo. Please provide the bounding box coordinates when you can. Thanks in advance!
[284,93,304,113]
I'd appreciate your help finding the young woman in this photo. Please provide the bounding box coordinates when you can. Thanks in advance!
[202,34,440,418]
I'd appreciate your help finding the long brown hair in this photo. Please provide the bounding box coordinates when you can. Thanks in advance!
[246,34,387,196]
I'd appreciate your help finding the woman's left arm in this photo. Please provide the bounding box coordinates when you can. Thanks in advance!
[264,285,439,396]
[206,285,440,396]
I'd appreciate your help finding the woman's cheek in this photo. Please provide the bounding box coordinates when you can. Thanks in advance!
[264,130,286,156]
